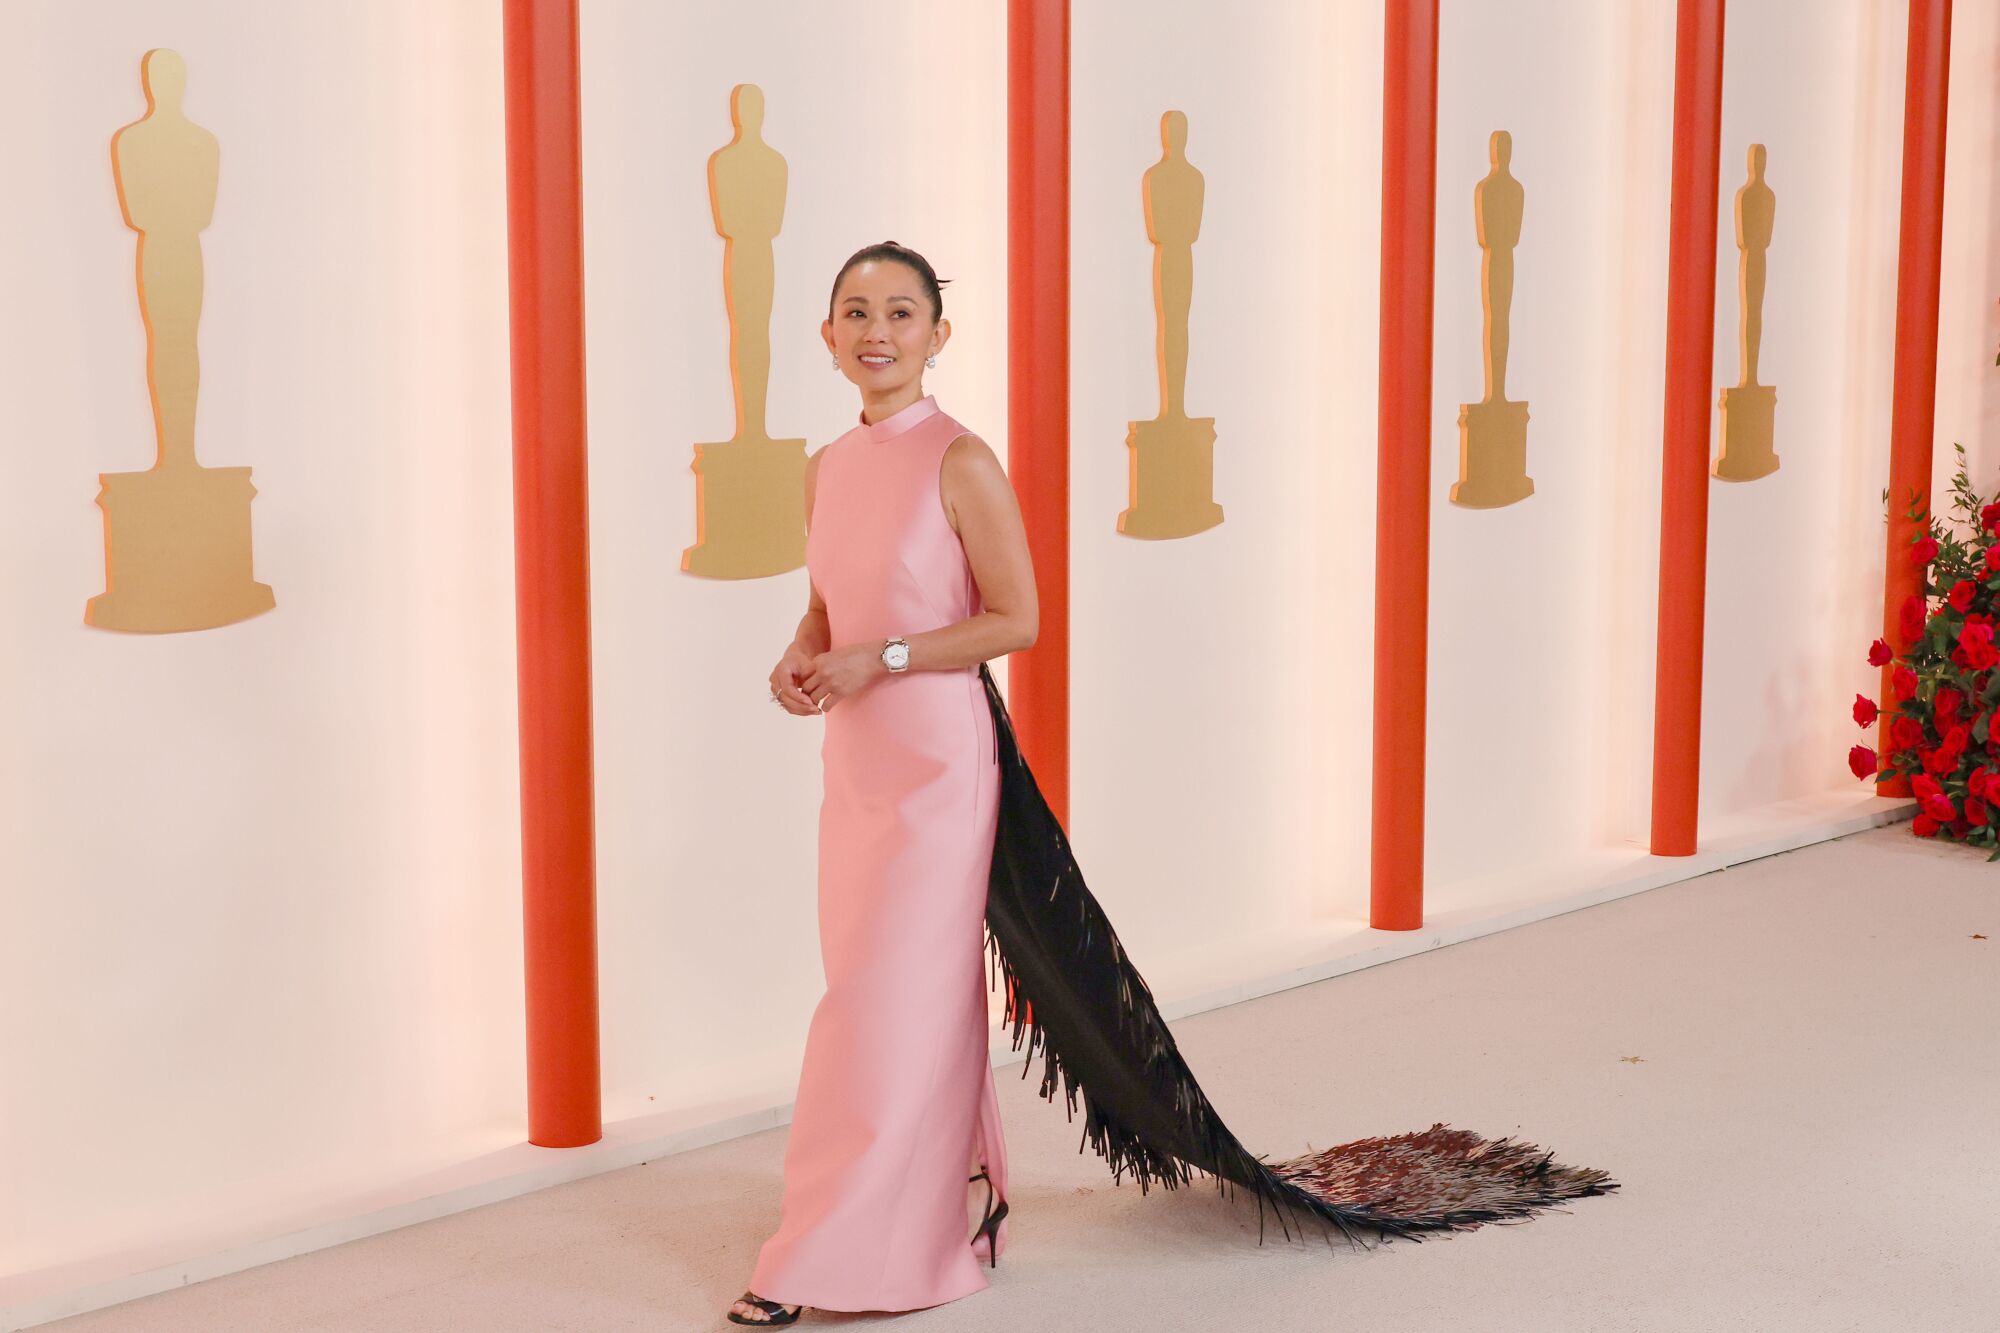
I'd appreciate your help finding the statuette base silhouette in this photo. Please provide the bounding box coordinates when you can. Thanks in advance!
[87,465,275,632]
[1119,414,1222,539]
[682,437,809,578]
[1714,384,1778,482]
[1451,401,1533,508]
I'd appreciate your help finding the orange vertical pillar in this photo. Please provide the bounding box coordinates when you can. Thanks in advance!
[1008,0,1072,826]
[1370,0,1439,931]
[1877,0,1954,799]
[1650,0,1725,857]
[502,0,602,1147]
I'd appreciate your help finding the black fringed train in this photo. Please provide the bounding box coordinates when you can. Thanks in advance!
[974,662,1618,1248]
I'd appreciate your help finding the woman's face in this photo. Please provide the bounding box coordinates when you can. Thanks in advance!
[822,259,949,395]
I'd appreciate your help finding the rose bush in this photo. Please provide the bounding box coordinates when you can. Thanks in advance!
[1852,445,2000,858]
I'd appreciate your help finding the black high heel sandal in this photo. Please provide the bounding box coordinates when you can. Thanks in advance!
[969,1169,1009,1270]
[729,1175,1004,1323]
[726,1290,803,1326]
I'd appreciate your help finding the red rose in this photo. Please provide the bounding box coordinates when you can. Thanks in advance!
[1985,543,2000,573]
[1912,814,1941,837]
[1892,666,1919,700]
[1951,580,1977,611]
[1922,794,1957,822]
[1901,595,1927,641]
[1922,745,1958,773]
[1868,638,1895,667]
[1971,766,1994,800]
[1962,623,2000,670]
[1913,774,1944,801]
[1891,716,1924,750]
[1982,502,2000,532]
[1936,687,1966,724]
[1852,694,1880,727]
[1968,796,1991,827]
[1848,745,1878,779]
[1969,613,1995,629]
[1944,724,1971,756]
[1912,535,1940,565]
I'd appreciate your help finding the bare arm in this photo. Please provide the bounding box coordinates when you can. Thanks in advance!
[897,433,1037,671]
[791,448,832,657]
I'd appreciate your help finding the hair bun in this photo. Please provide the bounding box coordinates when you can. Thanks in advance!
[830,240,948,322]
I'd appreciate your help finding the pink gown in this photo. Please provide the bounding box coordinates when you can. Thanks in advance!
[749,393,1011,1312]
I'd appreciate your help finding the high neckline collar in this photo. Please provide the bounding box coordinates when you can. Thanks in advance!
[859,394,941,443]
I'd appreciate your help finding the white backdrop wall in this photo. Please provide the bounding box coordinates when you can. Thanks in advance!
[1698,2,1906,829]
[1936,1,2000,494]
[2,1,520,1284]
[1065,1,1379,1011]
[1422,0,1913,901]
[3,0,1995,1303]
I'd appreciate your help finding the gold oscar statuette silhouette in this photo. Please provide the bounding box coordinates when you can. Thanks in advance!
[1715,144,1778,482]
[1450,130,1533,509]
[682,83,808,579]
[87,49,274,632]
[1119,110,1223,539]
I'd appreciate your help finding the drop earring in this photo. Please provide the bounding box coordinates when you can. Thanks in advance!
[831,355,840,370]
[925,354,937,369]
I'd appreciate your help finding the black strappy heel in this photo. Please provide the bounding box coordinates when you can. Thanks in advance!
[726,1290,803,1326]
[969,1169,1009,1269]
[729,1174,1004,1323]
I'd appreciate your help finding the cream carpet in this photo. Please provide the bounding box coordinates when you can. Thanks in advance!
[40,822,1998,1332]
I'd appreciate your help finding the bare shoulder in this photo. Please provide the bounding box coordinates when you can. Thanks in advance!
[940,432,1010,533]
[942,431,1005,478]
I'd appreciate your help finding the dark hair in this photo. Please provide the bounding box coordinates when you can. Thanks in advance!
[828,240,950,323]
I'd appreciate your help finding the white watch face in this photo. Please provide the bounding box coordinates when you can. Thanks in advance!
[884,642,910,670]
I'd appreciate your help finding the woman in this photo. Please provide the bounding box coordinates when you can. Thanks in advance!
[730,241,1029,1325]
[729,243,1617,1326]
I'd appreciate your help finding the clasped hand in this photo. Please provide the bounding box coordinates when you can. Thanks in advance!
[770,642,885,715]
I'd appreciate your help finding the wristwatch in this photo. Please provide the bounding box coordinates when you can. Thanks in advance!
[880,637,912,672]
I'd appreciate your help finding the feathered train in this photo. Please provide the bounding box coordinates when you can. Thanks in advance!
[975,663,1618,1249]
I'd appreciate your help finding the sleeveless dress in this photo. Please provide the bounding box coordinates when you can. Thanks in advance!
[749,393,1010,1312]
[748,400,1621,1312]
